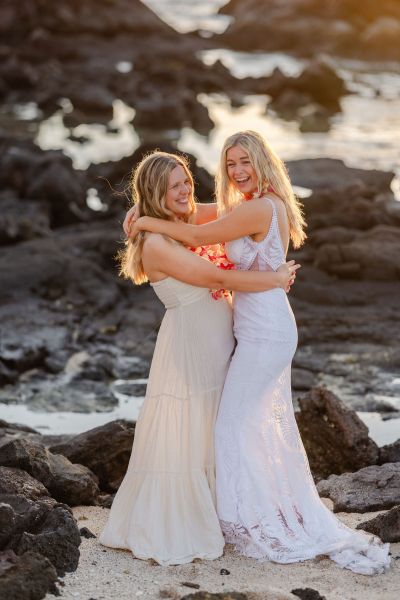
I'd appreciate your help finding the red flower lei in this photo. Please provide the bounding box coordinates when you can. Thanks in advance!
[188,243,234,300]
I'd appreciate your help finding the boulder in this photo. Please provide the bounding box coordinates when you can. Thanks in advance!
[50,420,135,492]
[11,504,81,576]
[286,158,394,193]
[0,467,49,501]
[379,439,400,464]
[0,549,58,599]
[0,494,54,549]
[315,226,400,280]
[317,463,400,512]
[268,60,347,113]
[291,368,315,391]
[296,388,379,480]
[357,505,400,543]
[292,590,326,600]
[0,140,88,227]
[0,439,100,506]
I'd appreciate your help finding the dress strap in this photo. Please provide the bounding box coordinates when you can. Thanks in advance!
[265,196,276,215]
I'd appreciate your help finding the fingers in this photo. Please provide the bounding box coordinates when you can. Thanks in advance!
[123,215,132,236]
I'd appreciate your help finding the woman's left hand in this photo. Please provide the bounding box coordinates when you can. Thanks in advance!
[128,218,142,239]
[123,205,139,236]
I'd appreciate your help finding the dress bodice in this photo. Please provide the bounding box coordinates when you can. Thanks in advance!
[150,277,209,309]
[226,197,285,272]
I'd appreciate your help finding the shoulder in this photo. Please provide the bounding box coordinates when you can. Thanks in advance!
[233,197,273,221]
[234,197,272,214]
[266,194,287,218]
[142,232,171,256]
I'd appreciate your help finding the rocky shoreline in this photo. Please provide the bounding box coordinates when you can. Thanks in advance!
[1,0,399,598]
[1,387,399,598]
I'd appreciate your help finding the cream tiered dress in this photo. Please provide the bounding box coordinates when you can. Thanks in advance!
[100,277,234,565]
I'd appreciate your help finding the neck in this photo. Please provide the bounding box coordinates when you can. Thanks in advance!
[242,184,275,202]
[243,190,258,201]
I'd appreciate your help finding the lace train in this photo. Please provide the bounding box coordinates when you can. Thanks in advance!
[218,203,390,575]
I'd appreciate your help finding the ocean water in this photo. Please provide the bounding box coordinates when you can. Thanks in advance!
[143,0,232,33]
[20,1,398,198]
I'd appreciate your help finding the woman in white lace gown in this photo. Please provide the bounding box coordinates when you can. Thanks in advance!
[132,132,391,575]
[100,151,296,566]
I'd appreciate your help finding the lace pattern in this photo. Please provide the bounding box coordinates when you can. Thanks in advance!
[215,204,391,575]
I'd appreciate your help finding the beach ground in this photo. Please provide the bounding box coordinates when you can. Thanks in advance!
[47,502,400,600]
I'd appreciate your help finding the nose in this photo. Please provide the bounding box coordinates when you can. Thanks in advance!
[232,165,243,177]
[178,182,190,195]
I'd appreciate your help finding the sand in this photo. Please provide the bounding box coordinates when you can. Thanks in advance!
[47,503,400,600]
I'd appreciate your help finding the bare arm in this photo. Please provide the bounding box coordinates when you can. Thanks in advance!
[124,202,218,235]
[133,198,271,247]
[195,202,218,225]
[142,234,298,292]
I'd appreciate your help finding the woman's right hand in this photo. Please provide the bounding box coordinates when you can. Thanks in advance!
[277,260,300,293]
[123,205,139,237]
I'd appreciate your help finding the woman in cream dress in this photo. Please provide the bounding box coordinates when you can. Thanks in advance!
[131,132,390,575]
[100,151,297,566]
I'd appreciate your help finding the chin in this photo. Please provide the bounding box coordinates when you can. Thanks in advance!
[174,208,190,218]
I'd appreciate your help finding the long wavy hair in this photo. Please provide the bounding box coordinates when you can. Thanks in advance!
[215,130,307,248]
[118,151,196,284]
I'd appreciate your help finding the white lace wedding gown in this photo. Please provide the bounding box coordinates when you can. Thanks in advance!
[215,197,390,575]
[100,277,235,565]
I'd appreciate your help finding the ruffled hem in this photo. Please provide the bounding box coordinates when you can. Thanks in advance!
[100,469,224,566]
[98,536,224,567]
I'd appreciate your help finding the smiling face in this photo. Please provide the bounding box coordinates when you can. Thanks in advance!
[165,165,193,218]
[226,145,259,197]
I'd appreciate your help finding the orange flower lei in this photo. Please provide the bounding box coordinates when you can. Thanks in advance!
[188,243,234,300]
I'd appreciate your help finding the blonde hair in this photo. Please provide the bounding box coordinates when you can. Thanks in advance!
[215,130,306,248]
[118,151,196,284]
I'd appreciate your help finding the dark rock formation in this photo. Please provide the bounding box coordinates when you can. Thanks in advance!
[0,467,49,501]
[285,158,400,281]
[267,61,346,114]
[292,589,326,600]
[296,388,379,480]
[357,505,400,543]
[0,439,100,506]
[379,439,400,464]
[0,0,238,133]
[0,140,89,230]
[314,226,400,281]
[80,527,96,539]
[0,549,58,599]
[10,504,81,576]
[287,158,394,193]
[50,420,135,492]
[317,463,400,512]
[0,467,81,578]
[220,0,400,60]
